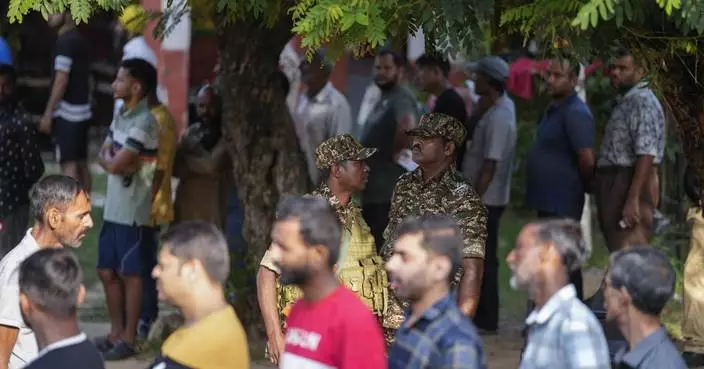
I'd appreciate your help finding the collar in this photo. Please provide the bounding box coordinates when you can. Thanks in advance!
[411,165,456,187]
[34,333,87,360]
[547,93,579,111]
[312,183,359,230]
[525,284,576,325]
[119,97,149,118]
[614,327,669,368]
[402,293,455,330]
[23,228,40,250]
[311,82,334,104]
[622,81,649,99]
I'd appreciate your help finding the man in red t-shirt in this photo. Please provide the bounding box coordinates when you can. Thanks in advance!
[268,195,387,369]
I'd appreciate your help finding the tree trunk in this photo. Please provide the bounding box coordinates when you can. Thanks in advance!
[216,14,310,339]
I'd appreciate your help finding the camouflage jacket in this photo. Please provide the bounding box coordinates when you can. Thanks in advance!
[382,166,488,261]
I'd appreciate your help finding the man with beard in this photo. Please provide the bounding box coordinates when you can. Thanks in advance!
[0,65,44,257]
[94,58,160,361]
[269,196,386,369]
[381,113,487,344]
[525,56,596,301]
[19,249,104,369]
[0,175,93,369]
[386,214,486,369]
[149,221,249,368]
[605,247,686,369]
[462,56,517,333]
[507,219,609,369]
[40,11,92,192]
[360,49,419,253]
[595,47,664,253]
[257,134,387,365]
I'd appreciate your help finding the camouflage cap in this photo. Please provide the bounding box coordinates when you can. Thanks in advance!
[315,134,377,169]
[406,113,467,146]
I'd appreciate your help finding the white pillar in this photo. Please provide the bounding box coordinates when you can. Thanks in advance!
[576,64,593,252]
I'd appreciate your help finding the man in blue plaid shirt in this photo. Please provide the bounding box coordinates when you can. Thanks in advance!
[386,214,486,369]
[508,219,610,369]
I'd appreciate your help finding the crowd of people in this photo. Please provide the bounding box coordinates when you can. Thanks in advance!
[0,3,699,369]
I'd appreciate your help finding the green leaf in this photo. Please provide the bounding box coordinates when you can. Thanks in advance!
[340,13,356,31]
[355,12,369,26]
[590,7,599,27]
[598,3,608,20]
[624,0,633,20]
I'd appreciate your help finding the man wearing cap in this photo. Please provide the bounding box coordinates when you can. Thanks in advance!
[463,56,517,333]
[382,112,487,343]
[256,134,388,365]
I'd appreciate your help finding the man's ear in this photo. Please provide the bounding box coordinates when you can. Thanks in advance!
[444,141,456,156]
[19,293,31,316]
[47,207,61,229]
[77,285,86,307]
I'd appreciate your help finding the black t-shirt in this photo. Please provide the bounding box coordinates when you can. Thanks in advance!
[53,30,91,107]
[24,337,104,369]
[433,88,468,169]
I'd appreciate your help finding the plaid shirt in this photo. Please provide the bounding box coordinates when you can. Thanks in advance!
[520,285,610,369]
[388,293,486,369]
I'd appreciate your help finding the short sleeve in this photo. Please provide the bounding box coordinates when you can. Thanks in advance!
[564,106,595,151]
[54,36,73,73]
[259,249,280,275]
[125,114,159,153]
[0,270,25,329]
[483,107,515,161]
[634,97,665,157]
[393,95,417,123]
[455,187,487,259]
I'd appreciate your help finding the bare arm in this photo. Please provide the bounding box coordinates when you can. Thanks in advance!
[475,159,497,197]
[576,148,595,192]
[458,258,483,317]
[43,71,69,119]
[98,146,140,175]
[257,267,282,339]
[628,155,654,202]
[0,325,18,369]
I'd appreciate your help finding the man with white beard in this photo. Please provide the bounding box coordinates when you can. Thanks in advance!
[506,219,609,369]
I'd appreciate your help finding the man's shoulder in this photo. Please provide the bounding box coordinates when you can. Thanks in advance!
[558,298,605,334]
[0,233,37,275]
[444,171,480,200]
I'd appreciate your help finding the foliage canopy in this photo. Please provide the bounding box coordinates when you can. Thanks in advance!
[7,0,493,60]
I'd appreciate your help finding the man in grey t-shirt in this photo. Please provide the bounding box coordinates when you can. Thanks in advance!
[462,56,516,332]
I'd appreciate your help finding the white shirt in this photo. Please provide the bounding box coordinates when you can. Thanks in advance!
[27,333,87,364]
[0,229,40,368]
[122,36,157,68]
[295,82,352,183]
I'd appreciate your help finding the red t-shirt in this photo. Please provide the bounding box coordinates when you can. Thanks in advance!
[280,286,387,369]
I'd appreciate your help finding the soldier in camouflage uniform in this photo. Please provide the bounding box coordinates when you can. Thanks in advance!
[382,112,488,344]
[257,134,389,364]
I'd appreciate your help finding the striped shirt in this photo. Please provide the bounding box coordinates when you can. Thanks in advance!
[52,30,92,122]
[103,98,159,226]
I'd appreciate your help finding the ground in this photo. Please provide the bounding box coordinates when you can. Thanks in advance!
[66,161,678,368]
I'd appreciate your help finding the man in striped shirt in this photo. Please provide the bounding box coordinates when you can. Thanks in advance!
[93,58,160,361]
